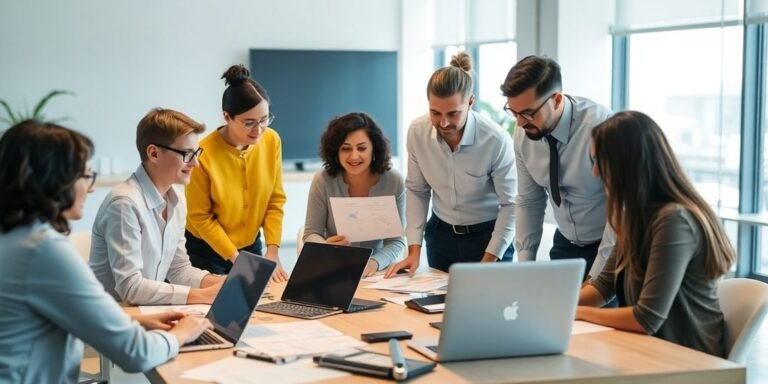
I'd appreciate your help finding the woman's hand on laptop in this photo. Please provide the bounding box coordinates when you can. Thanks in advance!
[133,311,186,331]
[168,315,213,346]
[265,245,289,283]
[325,235,351,246]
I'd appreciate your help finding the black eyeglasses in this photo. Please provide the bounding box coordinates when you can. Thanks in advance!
[154,144,204,163]
[241,113,275,130]
[81,171,98,189]
[503,94,554,122]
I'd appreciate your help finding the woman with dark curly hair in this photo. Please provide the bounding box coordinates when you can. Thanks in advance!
[0,120,210,383]
[303,112,405,276]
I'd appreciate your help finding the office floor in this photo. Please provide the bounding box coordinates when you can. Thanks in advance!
[88,245,768,384]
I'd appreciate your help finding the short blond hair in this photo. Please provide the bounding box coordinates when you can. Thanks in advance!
[136,108,205,161]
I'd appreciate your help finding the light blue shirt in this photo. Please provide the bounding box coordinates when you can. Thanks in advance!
[90,165,209,305]
[303,169,406,270]
[514,95,615,277]
[0,222,177,383]
[406,111,516,258]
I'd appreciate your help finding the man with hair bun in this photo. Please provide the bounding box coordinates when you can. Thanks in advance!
[385,52,516,277]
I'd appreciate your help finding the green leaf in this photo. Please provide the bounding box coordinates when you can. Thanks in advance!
[32,90,73,119]
[0,99,19,124]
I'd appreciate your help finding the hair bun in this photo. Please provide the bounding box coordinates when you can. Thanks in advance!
[221,65,251,86]
[449,52,473,72]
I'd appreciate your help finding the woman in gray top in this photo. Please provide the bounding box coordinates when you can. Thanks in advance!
[576,111,736,357]
[0,121,211,383]
[304,112,406,276]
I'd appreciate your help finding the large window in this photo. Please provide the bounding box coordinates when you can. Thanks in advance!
[626,27,743,211]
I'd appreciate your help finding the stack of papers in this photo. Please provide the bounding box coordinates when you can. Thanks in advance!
[366,272,448,293]
[181,356,349,383]
[239,321,366,358]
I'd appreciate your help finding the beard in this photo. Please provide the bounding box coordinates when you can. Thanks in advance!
[523,123,548,141]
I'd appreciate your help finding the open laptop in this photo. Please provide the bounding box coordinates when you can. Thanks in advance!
[256,242,385,319]
[408,259,584,362]
[180,250,276,352]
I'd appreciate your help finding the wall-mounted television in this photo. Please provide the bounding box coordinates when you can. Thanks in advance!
[249,49,398,170]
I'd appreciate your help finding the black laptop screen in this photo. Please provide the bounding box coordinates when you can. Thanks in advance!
[282,243,372,309]
[207,251,275,342]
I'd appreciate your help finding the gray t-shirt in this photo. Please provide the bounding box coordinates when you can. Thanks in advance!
[591,203,726,357]
[303,169,406,270]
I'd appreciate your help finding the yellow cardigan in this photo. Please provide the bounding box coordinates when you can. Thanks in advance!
[186,127,286,259]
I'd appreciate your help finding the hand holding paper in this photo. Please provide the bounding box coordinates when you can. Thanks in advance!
[330,196,404,243]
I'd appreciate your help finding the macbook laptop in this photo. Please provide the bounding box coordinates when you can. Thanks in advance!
[409,259,585,362]
[256,242,385,319]
[180,250,276,352]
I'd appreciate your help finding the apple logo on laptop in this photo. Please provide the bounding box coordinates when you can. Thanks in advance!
[503,301,519,321]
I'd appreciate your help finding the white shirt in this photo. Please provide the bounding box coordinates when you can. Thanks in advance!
[90,165,209,305]
[405,111,516,258]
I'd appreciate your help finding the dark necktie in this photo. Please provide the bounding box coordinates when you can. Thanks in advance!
[545,135,561,207]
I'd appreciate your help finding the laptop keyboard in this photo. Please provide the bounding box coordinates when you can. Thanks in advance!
[257,301,338,318]
[346,302,369,313]
[185,330,221,346]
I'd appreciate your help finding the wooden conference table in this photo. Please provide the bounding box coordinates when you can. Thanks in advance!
[130,280,745,384]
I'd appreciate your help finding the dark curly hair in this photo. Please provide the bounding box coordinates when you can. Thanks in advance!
[0,120,94,234]
[319,112,392,177]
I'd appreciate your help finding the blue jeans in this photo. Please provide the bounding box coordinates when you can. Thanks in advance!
[424,215,514,272]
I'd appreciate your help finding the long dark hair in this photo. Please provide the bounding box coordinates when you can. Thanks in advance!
[592,111,735,281]
[319,112,392,177]
[0,120,94,234]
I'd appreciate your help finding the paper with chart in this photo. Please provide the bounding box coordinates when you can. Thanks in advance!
[240,321,365,358]
[329,196,404,242]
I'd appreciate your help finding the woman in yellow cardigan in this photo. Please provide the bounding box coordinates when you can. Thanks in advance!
[185,65,288,282]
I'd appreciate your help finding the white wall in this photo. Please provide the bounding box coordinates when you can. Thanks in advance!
[0,0,401,172]
[0,0,402,237]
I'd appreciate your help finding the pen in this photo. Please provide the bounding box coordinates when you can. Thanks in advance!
[389,338,408,380]
[233,350,299,365]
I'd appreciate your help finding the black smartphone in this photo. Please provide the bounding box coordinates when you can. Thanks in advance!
[360,330,413,343]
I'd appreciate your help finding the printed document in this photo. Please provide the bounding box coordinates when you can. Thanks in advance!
[329,196,404,242]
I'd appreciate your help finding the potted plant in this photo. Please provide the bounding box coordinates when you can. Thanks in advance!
[0,90,73,132]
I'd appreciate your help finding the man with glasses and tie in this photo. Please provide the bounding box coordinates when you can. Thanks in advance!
[89,108,224,305]
[501,56,614,281]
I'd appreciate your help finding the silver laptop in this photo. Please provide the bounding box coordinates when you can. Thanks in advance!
[408,259,584,362]
[180,251,275,352]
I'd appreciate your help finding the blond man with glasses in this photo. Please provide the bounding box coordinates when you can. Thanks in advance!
[89,108,224,305]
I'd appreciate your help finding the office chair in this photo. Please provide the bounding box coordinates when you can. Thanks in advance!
[70,231,111,383]
[718,277,768,364]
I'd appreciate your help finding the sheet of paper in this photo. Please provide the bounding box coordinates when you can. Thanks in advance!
[380,295,412,307]
[329,196,404,242]
[571,320,615,335]
[138,304,210,316]
[240,321,365,357]
[366,273,448,293]
[181,356,349,384]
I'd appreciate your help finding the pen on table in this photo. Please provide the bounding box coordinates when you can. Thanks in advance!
[389,338,408,380]
[233,350,299,365]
